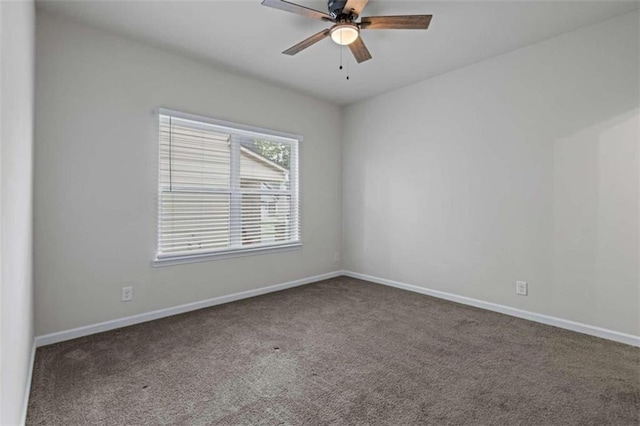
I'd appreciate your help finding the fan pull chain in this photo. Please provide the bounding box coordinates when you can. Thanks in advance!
[337,41,349,81]
[346,56,350,80]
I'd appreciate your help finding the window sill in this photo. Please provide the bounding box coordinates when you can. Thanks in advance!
[152,243,302,267]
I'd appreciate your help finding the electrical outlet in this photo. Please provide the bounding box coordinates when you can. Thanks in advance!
[516,281,528,296]
[121,286,133,302]
[333,251,340,262]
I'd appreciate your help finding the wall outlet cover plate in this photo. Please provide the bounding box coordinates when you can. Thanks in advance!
[516,281,528,296]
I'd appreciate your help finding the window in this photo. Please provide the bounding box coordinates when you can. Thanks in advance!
[155,109,301,264]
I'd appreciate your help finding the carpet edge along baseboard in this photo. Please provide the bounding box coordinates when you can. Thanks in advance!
[34,270,639,348]
[34,270,344,347]
[343,270,640,348]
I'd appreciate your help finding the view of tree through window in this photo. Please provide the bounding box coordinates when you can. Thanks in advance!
[244,140,290,169]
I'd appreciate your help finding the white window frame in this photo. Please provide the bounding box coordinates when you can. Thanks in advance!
[153,108,302,267]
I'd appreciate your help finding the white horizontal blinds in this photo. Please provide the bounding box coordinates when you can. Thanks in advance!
[159,116,231,190]
[158,115,232,257]
[157,113,300,260]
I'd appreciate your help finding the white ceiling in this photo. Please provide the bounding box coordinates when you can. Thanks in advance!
[37,0,639,105]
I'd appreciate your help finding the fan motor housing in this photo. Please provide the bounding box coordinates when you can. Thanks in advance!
[327,0,349,19]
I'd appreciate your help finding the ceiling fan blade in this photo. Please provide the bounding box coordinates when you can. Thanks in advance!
[343,0,369,18]
[283,29,331,55]
[360,15,433,30]
[348,36,372,63]
[261,0,333,21]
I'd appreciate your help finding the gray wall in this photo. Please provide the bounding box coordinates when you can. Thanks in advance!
[34,13,343,336]
[343,11,639,336]
[1,0,35,424]
[34,9,640,341]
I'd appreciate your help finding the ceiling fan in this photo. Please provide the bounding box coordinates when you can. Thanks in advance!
[261,0,432,63]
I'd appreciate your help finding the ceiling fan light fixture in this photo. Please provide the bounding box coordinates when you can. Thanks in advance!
[330,23,359,45]
[263,0,433,63]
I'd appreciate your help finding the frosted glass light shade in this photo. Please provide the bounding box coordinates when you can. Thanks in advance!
[330,24,359,45]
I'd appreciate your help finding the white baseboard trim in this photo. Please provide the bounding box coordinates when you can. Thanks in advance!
[33,269,640,349]
[20,340,36,425]
[35,270,343,348]
[343,270,640,348]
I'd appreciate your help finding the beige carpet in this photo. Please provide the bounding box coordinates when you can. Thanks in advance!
[27,277,639,425]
